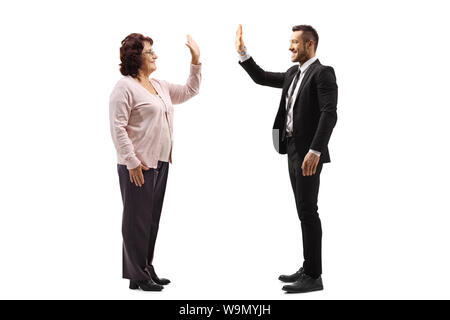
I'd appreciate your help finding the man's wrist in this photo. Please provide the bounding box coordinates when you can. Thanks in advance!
[238,46,247,56]
[309,149,321,157]
[238,48,251,63]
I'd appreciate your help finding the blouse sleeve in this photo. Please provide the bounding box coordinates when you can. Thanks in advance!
[163,64,202,104]
[109,86,141,169]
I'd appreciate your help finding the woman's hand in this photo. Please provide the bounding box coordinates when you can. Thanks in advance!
[186,35,200,65]
[128,163,150,187]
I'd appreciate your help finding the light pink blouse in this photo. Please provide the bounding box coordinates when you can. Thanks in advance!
[109,64,201,169]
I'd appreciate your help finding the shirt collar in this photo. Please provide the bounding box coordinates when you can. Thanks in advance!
[298,56,318,73]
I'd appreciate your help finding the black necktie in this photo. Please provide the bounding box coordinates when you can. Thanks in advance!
[287,69,301,110]
[283,69,301,139]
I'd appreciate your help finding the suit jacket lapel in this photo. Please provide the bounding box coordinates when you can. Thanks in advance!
[282,68,298,98]
[296,59,320,101]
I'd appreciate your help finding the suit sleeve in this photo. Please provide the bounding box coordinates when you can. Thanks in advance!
[239,57,285,88]
[310,66,338,153]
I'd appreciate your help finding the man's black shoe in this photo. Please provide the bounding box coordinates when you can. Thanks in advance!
[129,279,163,291]
[282,274,323,293]
[278,267,305,283]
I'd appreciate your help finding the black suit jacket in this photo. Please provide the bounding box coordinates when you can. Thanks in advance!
[239,57,337,163]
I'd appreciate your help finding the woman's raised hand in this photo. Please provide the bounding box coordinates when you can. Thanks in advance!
[186,35,200,65]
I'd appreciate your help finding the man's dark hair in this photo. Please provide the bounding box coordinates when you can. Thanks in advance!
[292,25,319,52]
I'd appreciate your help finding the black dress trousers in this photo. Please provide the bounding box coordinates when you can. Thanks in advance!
[117,161,169,280]
[286,136,323,278]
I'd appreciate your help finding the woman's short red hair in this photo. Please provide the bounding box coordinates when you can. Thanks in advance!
[119,33,153,77]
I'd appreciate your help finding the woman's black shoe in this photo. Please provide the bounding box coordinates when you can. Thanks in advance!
[152,275,171,286]
[147,265,171,285]
[129,279,163,291]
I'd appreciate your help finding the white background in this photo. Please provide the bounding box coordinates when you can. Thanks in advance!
[1,0,449,300]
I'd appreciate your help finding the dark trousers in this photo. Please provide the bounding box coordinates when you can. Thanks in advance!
[286,137,323,278]
[117,161,169,280]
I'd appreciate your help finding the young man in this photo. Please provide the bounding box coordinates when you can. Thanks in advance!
[236,24,338,293]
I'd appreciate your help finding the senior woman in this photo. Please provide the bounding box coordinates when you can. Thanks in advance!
[109,33,201,291]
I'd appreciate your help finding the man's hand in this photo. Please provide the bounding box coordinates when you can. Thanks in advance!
[235,24,245,52]
[128,163,150,187]
[301,152,320,176]
[186,35,200,65]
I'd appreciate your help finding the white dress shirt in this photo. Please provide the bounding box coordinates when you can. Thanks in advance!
[239,51,321,157]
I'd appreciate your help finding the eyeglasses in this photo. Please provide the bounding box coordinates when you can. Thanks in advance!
[143,50,157,57]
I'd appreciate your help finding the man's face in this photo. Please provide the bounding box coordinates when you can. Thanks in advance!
[289,31,308,63]
[141,41,158,74]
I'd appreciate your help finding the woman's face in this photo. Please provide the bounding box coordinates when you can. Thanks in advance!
[141,41,158,75]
